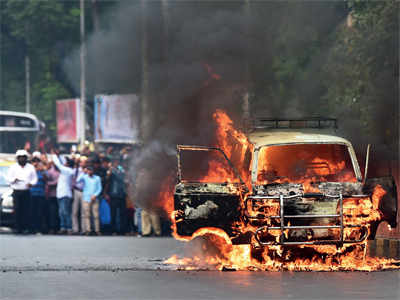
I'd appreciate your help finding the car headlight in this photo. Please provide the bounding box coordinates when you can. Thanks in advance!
[1,189,13,207]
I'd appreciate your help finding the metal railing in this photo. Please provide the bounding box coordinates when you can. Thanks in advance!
[244,193,369,246]
[251,117,338,131]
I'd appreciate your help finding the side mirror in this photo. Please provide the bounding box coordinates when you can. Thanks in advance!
[363,144,371,185]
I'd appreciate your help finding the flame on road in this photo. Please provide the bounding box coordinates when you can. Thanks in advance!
[160,110,399,271]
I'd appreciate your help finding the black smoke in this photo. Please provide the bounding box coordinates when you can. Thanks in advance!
[64,1,398,211]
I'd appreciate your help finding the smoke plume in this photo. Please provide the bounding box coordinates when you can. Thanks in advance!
[64,1,398,212]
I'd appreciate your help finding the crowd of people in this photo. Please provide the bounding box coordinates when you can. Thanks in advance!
[5,145,167,237]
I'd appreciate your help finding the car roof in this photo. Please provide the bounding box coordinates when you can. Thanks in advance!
[0,160,14,167]
[247,129,353,148]
[0,154,15,166]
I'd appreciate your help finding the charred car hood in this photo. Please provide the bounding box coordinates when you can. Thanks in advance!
[254,182,363,196]
[175,182,244,195]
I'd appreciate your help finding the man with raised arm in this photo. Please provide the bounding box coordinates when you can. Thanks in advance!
[51,149,75,234]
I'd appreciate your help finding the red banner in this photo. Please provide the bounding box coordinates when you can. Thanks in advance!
[56,99,80,143]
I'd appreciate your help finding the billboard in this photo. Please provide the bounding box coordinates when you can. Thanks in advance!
[56,99,80,143]
[94,94,140,143]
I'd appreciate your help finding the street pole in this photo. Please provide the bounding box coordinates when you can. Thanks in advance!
[25,55,30,113]
[242,0,251,126]
[80,0,86,148]
[162,0,169,67]
[140,0,149,143]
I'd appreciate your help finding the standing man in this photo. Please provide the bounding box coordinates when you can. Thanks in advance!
[51,150,75,234]
[107,157,127,235]
[46,158,60,234]
[95,156,110,233]
[71,156,87,234]
[30,152,48,234]
[96,157,109,195]
[76,166,102,235]
[6,150,38,234]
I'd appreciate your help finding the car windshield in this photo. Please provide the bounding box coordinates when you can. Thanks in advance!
[257,144,357,184]
[0,166,9,186]
[0,131,37,154]
[179,148,241,183]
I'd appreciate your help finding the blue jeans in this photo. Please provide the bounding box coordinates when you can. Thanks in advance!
[134,207,142,234]
[57,197,72,230]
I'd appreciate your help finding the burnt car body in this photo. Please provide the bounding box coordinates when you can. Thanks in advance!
[173,118,397,247]
[174,146,246,238]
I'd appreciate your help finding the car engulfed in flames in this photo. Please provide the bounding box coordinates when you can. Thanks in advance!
[166,111,399,271]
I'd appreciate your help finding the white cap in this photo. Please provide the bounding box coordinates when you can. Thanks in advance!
[15,149,28,157]
[32,151,41,158]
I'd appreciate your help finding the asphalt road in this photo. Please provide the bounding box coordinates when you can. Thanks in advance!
[0,235,399,300]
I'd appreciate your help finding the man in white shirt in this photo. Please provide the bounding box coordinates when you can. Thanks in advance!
[51,151,75,234]
[6,149,38,234]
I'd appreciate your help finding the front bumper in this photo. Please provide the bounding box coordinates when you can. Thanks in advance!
[245,193,370,246]
[0,207,14,227]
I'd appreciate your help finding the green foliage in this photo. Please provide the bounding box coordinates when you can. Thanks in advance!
[249,0,397,154]
[32,76,70,133]
[4,0,79,47]
[322,0,398,148]
[1,0,82,138]
[250,2,346,117]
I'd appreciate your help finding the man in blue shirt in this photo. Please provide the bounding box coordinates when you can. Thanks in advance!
[76,166,102,235]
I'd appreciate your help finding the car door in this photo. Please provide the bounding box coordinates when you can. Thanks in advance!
[174,145,248,238]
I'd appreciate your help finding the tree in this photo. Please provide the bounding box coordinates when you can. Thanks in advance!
[322,0,398,157]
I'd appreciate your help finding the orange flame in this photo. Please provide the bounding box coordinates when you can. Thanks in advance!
[165,230,399,271]
[159,110,399,271]
[257,144,357,193]
[212,109,253,186]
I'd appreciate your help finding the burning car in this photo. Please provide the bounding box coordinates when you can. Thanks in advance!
[173,115,397,251]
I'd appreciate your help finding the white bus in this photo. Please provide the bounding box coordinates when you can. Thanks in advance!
[0,110,41,154]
